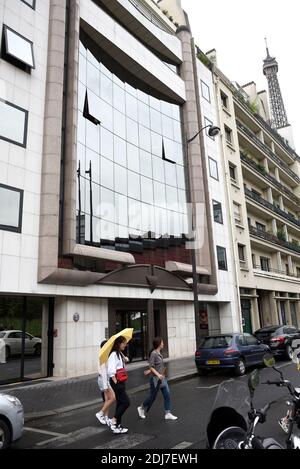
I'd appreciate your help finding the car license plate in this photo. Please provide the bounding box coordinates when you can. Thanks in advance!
[207,360,220,365]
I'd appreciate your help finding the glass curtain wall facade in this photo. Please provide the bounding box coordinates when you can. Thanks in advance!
[76,33,188,252]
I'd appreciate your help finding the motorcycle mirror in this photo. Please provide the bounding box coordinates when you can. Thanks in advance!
[248,368,260,394]
[263,352,276,368]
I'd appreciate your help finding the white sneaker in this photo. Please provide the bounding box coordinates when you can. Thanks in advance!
[106,418,116,428]
[165,412,178,420]
[137,406,146,419]
[95,412,107,425]
[112,425,128,434]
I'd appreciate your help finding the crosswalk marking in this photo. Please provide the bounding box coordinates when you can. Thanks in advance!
[24,427,67,437]
[95,433,153,450]
[36,426,106,448]
[172,441,193,449]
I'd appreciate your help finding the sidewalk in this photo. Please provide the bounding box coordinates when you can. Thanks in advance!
[1,356,197,422]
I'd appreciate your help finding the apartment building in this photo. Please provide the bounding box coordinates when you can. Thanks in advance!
[207,50,300,334]
[0,0,242,385]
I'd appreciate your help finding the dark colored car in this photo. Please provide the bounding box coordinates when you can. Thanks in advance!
[195,333,270,376]
[254,325,300,360]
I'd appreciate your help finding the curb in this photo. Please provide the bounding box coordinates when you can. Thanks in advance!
[25,370,198,423]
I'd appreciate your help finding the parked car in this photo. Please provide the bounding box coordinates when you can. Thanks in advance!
[254,325,300,360]
[195,333,270,376]
[0,394,24,449]
[0,331,42,360]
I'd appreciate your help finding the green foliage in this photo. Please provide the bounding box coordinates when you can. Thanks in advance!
[277,229,286,242]
[248,100,259,114]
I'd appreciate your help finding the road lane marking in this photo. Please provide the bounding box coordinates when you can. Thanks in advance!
[196,385,219,389]
[95,433,153,449]
[24,427,67,437]
[172,441,193,449]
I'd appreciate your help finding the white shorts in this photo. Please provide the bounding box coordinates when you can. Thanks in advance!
[97,375,110,392]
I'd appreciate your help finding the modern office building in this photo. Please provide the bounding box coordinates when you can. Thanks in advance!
[0,0,241,385]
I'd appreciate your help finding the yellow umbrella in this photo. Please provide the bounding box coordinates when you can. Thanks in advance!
[99,328,134,365]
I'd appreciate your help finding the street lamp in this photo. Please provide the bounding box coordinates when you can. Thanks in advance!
[187,124,220,144]
[186,124,220,347]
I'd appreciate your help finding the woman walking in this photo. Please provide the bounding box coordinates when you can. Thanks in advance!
[107,336,130,434]
[137,337,177,420]
[96,340,116,426]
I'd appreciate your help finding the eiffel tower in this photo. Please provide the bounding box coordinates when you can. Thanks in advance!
[263,39,289,129]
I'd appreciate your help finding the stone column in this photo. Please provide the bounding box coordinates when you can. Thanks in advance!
[176,26,217,292]
[272,218,277,235]
[38,0,67,282]
[276,251,283,273]
[279,195,284,210]
[251,295,261,331]
[285,300,292,325]
[288,255,294,276]
[267,187,273,204]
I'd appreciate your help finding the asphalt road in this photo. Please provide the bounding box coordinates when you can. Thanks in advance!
[11,360,300,450]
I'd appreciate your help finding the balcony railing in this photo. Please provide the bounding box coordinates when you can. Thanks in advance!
[253,265,300,279]
[249,225,300,255]
[244,188,300,229]
[240,152,300,206]
[254,113,298,161]
[233,90,298,162]
[237,121,300,183]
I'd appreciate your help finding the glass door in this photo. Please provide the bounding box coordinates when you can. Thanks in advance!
[116,310,148,362]
[23,298,47,381]
[0,296,50,385]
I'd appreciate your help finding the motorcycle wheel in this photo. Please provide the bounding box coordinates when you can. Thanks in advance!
[213,426,246,449]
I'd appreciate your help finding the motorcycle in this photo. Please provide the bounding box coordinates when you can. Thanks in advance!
[207,340,300,449]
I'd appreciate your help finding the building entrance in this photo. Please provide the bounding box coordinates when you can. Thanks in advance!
[116,310,148,362]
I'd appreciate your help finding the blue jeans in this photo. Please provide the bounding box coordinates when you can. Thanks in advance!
[142,377,171,413]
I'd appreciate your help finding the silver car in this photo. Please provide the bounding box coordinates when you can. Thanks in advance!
[0,330,42,359]
[0,394,24,449]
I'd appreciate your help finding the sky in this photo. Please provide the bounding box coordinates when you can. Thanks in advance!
[180,0,300,152]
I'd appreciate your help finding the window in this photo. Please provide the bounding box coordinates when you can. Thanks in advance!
[212,200,223,224]
[252,254,256,268]
[260,257,270,272]
[208,157,219,180]
[245,334,259,346]
[217,246,228,271]
[204,117,215,140]
[256,222,266,232]
[1,25,35,72]
[238,244,245,261]
[220,91,228,109]
[224,125,232,144]
[201,80,210,102]
[296,267,300,278]
[0,99,28,147]
[233,202,241,224]
[0,184,24,233]
[21,0,36,8]
[229,162,237,181]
